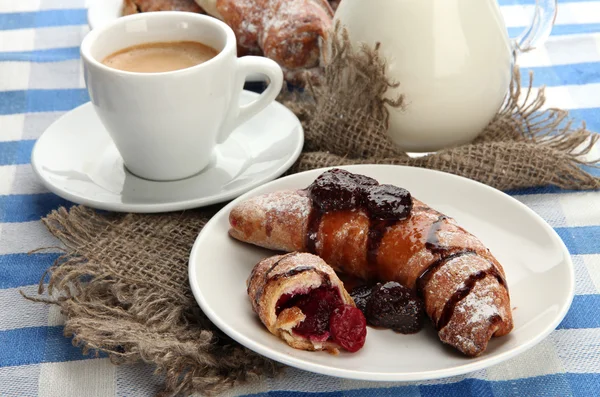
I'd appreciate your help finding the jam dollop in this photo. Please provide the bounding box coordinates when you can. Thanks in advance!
[349,284,373,314]
[366,184,413,221]
[366,282,424,334]
[307,168,378,212]
[350,282,425,334]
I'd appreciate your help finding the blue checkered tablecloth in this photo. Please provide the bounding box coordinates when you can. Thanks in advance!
[1,1,600,396]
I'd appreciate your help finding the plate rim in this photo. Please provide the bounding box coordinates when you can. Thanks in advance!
[30,93,304,213]
[188,164,575,381]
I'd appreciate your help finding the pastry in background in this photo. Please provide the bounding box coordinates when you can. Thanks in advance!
[123,0,139,15]
[217,0,333,73]
[214,0,263,56]
[123,0,204,15]
[247,252,367,354]
[195,0,223,19]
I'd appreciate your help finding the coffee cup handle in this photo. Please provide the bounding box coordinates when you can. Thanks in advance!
[217,56,284,144]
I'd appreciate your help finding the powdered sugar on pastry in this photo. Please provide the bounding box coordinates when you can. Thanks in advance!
[216,0,332,71]
[229,190,309,252]
[439,279,507,356]
[461,285,501,325]
[250,190,311,219]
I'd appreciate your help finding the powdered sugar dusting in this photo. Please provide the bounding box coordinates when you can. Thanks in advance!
[218,0,332,69]
[460,283,499,325]
[248,190,310,219]
[241,19,258,34]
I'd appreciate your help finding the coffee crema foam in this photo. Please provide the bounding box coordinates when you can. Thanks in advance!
[101,41,218,73]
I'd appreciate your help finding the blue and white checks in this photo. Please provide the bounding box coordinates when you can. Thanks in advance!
[1,1,600,396]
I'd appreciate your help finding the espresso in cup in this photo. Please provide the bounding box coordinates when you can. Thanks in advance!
[81,12,283,181]
[102,41,218,73]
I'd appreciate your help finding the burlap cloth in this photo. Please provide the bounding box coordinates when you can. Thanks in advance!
[25,26,599,397]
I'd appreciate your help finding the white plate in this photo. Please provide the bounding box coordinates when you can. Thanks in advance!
[87,0,266,82]
[188,164,574,381]
[31,91,303,213]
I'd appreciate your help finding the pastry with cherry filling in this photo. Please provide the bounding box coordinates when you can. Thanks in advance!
[247,252,367,354]
[232,168,514,357]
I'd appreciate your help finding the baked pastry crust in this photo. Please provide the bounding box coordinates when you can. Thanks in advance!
[247,252,355,353]
[231,188,514,357]
[123,0,204,14]
[216,0,333,75]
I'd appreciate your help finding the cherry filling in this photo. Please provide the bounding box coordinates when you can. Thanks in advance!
[330,305,367,352]
[275,286,367,352]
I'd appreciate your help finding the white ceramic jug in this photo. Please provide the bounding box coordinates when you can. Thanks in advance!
[333,0,557,152]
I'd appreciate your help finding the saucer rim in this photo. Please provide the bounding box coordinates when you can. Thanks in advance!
[31,94,304,213]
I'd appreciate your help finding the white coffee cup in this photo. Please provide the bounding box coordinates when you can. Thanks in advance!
[80,11,284,181]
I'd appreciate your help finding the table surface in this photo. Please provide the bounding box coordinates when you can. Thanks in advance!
[2,1,600,396]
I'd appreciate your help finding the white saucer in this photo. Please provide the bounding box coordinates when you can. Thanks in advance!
[31,91,304,213]
[189,164,574,381]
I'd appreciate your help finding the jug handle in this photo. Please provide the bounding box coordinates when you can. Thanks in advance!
[513,0,558,52]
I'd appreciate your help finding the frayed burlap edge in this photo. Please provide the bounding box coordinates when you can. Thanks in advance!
[291,67,600,190]
[23,206,282,397]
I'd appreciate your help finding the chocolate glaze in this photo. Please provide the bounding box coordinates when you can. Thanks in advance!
[418,214,508,331]
[305,208,322,254]
[415,250,477,299]
[265,253,297,277]
[270,266,316,281]
[436,268,505,331]
[254,253,316,307]
[253,255,287,307]
[302,169,508,334]
[366,219,397,265]
[305,169,412,264]
[424,214,449,253]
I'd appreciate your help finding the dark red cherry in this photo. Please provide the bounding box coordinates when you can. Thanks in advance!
[330,304,367,352]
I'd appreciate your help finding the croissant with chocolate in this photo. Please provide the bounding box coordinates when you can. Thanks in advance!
[230,169,514,357]
[247,252,367,354]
